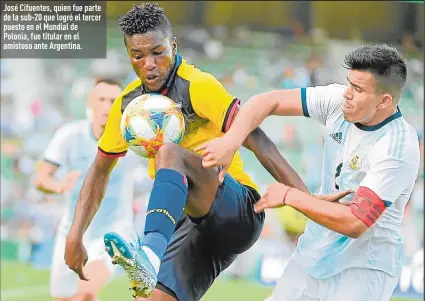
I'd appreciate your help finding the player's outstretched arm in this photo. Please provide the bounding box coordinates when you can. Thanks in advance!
[243,127,309,193]
[35,162,81,194]
[34,161,62,193]
[197,89,303,171]
[254,183,367,238]
[227,89,303,147]
[64,154,117,280]
[35,122,82,194]
[68,154,117,236]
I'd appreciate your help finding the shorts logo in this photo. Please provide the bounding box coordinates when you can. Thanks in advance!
[146,208,176,224]
[349,155,360,170]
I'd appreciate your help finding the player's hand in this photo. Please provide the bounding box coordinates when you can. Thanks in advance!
[64,233,90,281]
[313,190,352,203]
[61,170,81,193]
[195,137,239,183]
[254,184,353,213]
[254,183,290,213]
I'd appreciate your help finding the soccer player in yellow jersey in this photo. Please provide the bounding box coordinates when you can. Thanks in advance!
[63,3,321,301]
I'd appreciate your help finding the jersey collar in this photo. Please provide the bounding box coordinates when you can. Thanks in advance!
[142,53,182,97]
[354,106,402,131]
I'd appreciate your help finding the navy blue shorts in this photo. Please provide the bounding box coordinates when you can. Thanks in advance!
[156,174,264,301]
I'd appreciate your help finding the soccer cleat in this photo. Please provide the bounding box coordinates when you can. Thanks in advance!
[104,232,157,298]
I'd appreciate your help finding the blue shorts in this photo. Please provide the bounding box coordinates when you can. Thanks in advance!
[156,174,264,301]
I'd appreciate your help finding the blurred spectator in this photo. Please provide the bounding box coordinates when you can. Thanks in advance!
[280,68,298,89]
[402,32,422,57]
[305,53,324,86]
[280,65,311,89]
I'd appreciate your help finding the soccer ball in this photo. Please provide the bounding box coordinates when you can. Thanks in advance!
[120,93,185,158]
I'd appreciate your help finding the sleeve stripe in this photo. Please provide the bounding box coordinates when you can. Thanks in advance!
[222,98,241,133]
[97,147,127,158]
[383,200,392,207]
[301,88,310,117]
[43,158,61,167]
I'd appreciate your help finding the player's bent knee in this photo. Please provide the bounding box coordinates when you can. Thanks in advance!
[156,143,184,168]
[157,143,182,158]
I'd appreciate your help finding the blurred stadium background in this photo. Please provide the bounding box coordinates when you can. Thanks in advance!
[1,1,423,300]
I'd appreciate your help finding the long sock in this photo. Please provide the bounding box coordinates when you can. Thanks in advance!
[142,168,188,273]
[142,245,161,274]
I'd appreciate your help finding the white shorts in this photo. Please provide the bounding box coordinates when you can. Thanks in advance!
[50,223,134,298]
[265,254,399,301]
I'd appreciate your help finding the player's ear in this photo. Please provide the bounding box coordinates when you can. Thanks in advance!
[376,94,392,110]
[171,37,177,56]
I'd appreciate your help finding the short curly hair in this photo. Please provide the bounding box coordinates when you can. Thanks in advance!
[119,2,173,43]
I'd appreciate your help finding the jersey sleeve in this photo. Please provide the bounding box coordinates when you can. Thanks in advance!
[97,95,128,158]
[189,72,239,132]
[43,123,74,167]
[360,135,420,205]
[301,84,346,126]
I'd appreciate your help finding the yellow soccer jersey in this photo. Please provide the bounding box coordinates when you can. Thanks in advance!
[98,55,258,192]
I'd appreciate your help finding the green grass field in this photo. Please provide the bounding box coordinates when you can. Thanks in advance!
[0,261,417,301]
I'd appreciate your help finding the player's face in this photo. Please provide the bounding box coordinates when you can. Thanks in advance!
[88,82,121,128]
[125,31,177,92]
[342,70,392,125]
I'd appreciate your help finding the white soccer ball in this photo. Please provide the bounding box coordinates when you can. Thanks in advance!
[120,94,185,158]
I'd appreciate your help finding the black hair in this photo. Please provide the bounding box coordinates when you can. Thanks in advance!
[119,3,173,44]
[343,44,407,102]
[95,78,122,89]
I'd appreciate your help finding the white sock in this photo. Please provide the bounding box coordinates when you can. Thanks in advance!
[142,246,161,274]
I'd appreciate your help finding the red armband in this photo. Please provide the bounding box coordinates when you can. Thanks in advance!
[350,186,387,227]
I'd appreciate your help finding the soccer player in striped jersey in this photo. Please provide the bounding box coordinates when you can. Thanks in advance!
[198,44,420,301]
[35,78,141,301]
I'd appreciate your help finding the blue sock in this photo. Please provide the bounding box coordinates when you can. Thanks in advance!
[142,168,188,260]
